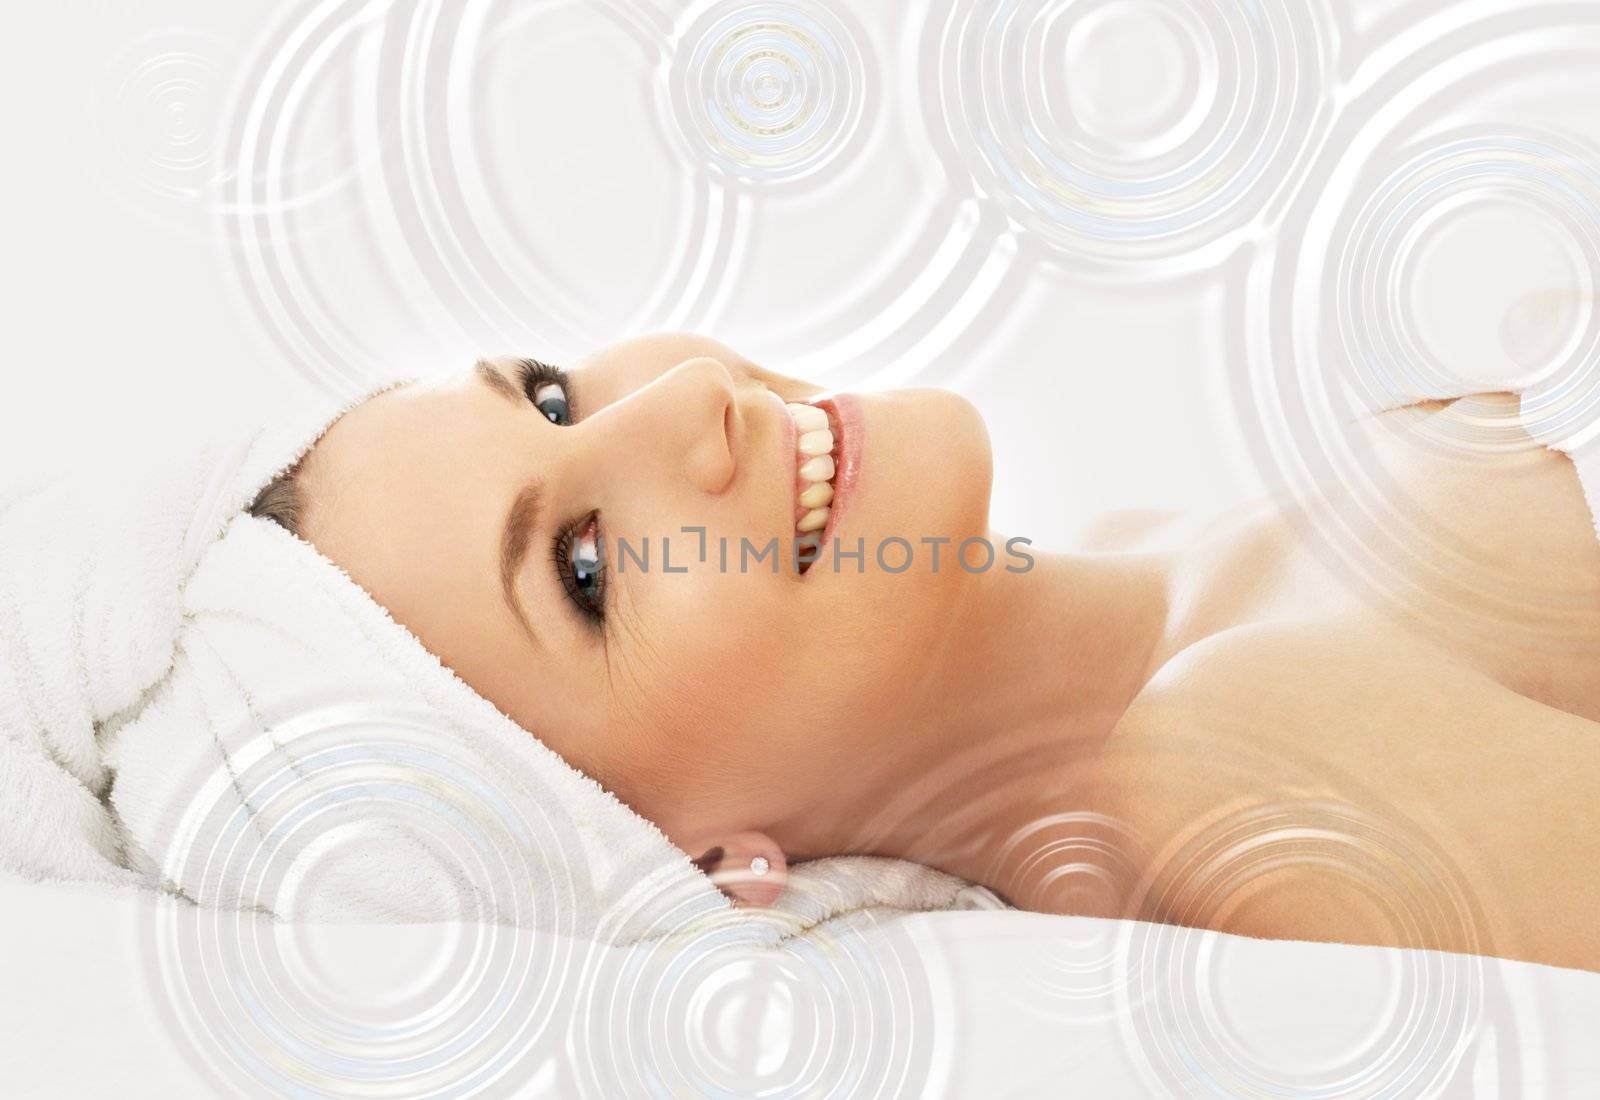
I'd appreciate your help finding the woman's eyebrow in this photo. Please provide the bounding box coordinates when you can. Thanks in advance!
[500,481,544,647]
[477,358,544,645]
[474,358,521,403]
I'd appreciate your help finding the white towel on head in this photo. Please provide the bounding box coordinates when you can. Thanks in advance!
[0,376,1006,945]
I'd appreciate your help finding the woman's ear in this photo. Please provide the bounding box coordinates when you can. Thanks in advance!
[692,830,787,908]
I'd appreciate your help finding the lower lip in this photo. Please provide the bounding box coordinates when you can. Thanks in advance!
[809,392,862,555]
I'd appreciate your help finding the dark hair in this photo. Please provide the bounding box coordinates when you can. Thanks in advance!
[247,466,304,537]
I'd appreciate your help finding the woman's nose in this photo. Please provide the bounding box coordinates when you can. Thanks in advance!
[590,357,737,494]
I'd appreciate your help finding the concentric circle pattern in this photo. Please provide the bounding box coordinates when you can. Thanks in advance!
[1119,800,1496,1098]
[88,30,225,234]
[991,812,1150,1025]
[69,0,1600,1091]
[1237,6,1600,650]
[668,1,870,182]
[1334,128,1600,452]
[143,703,597,1097]
[921,0,1334,269]
[217,0,738,392]
[573,911,940,1097]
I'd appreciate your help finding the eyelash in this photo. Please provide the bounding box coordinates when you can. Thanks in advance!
[519,359,606,624]
[550,512,606,626]
[518,358,577,424]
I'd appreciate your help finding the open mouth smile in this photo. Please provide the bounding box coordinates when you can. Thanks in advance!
[782,396,857,575]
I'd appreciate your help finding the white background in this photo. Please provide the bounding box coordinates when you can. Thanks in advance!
[14,0,1600,544]
[6,1,1599,541]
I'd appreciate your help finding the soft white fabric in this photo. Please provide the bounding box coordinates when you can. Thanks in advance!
[1513,371,1600,539]
[4,873,1598,1098]
[0,379,1003,945]
[1347,289,1600,538]
[1561,438,1600,543]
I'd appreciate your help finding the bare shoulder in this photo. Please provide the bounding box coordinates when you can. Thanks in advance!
[1103,621,1600,972]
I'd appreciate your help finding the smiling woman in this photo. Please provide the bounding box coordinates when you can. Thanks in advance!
[252,332,999,905]
[228,330,1600,974]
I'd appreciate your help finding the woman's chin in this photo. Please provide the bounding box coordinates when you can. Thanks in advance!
[910,387,993,527]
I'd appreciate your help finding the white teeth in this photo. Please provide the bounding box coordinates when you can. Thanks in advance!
[784,401,839,559]
[797,428,834,457]
[798,454,835,482]
[797,506,830,532]
[786,403,828,432]
[798,481,833,509]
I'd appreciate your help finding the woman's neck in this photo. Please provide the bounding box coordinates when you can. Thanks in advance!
[776,540,1176,908]
[923,540,1173,738]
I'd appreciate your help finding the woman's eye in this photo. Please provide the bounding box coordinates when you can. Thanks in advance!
[532,381,571,425]
[554,514,606,622]
[519,359,576,426]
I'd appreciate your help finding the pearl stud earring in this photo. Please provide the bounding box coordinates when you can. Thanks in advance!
[749,856,770,876]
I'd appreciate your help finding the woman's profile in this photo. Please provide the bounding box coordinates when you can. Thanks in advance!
[240,329,1600,974]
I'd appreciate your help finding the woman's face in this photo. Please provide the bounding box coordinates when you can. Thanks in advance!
[296,332,993,856]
